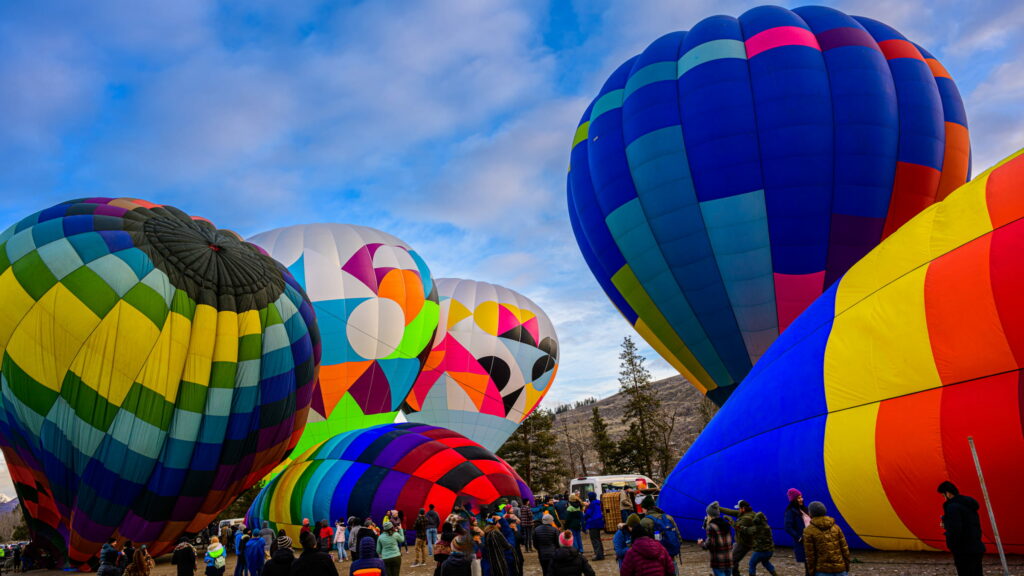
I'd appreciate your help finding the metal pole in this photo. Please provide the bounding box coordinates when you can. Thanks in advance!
[967,436,1010,576]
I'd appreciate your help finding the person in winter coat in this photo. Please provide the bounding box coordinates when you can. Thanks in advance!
[720,500,756,576]
[350,537,385,576]
[783,488,811,571]
[441,546,474,576]
[748,512,776,576]
[582,493,605,561]
[290,531,339,576]
[803,502,850,576]
[263,535,295,576]
[426,505,442,557]
[564,497,584,554]
[482,518,512,576]
[97,538,120,576]
[699,503,733,576]
[519,501,535,553]
[414,509,430,567]
[619,489,636,524]
[613,521,634,570]
[549,531,595,576]
[335,520,348,562]
[377,521,405,576]
[234,532,250,576]
[620,525,674,576]
[352,520,379,561]
[205,537,227,576]
[172,537,198,576]
[532,514,561,576]
[938,481,986,576]
[246,533,267,576]
[260,522,276,546]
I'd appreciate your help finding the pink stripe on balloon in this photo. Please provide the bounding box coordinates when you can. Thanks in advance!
[774,271,826,332]
[745,26,821,58]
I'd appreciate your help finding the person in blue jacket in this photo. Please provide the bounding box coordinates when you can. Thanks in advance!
[582,493,605,561]
[245,532,267,576]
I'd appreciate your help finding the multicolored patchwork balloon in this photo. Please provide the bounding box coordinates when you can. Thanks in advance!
[246,423,532,542]
[248,224,439,457]
[659,150,1024,552]
[0,198,320,567]
[404,278,558,451]
[568,5,971,405]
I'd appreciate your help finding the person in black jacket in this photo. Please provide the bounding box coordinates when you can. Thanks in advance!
[171,537,198,576]
[938,481,986,576]
[290,531,340,576]
[264,535,295,576]
[533,515,560,576]
[440,549,473,576]
[549,532,595,576]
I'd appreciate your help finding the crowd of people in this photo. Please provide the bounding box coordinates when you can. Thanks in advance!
[78,479,985,576]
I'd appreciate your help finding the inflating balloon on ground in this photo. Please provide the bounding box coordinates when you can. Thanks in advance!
[0,198,320,567]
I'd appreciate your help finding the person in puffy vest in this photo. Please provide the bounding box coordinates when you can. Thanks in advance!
[532,514,560,576]
[349,536,384,576]
[549,531,595,576]
[803,502,850,576]
[620,525,674,576]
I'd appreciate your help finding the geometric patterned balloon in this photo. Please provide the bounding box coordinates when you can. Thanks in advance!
[568,5,971,406]
[660,150,1024,552]
[245,423,533,544]
[0,198,320,568]
[248,224,439,458]
[405,278,558,451]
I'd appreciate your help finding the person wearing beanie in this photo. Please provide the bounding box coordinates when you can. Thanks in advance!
[613,523,632,570]
[302,518,312,535]
[620,523,674,576]
[533,513,561,576]
[802,502,850,576]
[547,530,595,576]
[377,520,405,576]
[938,481,986,576]
[287,531,338,576]
[349,537,385,576]
[482,515,512,576]
[783,488,811,569]
[720,500,755,576]
[582,492,605,561]
[640,495,681,562]
[204,537,227,576]
[699,505,733,576]
[262,536,294,576]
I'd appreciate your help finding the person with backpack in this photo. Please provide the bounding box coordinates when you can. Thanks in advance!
[172,537,198,576]
[748,512,776,576]
[803,502,850,576]
[620,524,674,576]
[549,531,595,576]
[699,503,733,576]
[205,537,228,576]
[582,492,605,561]
[641,496,681,564]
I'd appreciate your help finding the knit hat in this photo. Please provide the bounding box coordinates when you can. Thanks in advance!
[808,501,827,518]
[542,514,555,525]
[383,521,394,531]
[787,488,802,502]
[706,501,720,517]
[625,513,641,528]
[277,535,293,550]
[558,531,574,547]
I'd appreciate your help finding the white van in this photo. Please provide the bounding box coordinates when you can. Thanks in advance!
[569,474,659,497]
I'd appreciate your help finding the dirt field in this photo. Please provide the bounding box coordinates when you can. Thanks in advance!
[24,538,1023,576]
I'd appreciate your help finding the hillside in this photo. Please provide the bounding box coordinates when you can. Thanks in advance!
[550,375,716,481]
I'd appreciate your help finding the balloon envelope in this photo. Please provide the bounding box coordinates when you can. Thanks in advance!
[245,423,532,541]
[248,224,439,457]
[568,5,971,404]
[0,198,319,566]
[404,278,559,451]
[659,150,1024,552]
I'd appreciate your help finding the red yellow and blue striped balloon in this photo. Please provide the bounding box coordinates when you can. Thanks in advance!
[0,199,320,567]
[568,5,970,405]
[659,150,1024,552]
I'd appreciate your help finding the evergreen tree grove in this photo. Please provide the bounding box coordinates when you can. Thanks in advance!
[616,336,660,479]
[590,406,618,474]
[498,408,567,494]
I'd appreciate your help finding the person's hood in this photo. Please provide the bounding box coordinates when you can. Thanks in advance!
[359,537,377,559]
[950,494,980,512]
[753,512,767,525]
[174,541,192,551]
[207,543,224,557]
[446,552,472,567]
[630,537,665,559]
[588,492,598,502]
[810,516,836,531]
[270,548,294,564]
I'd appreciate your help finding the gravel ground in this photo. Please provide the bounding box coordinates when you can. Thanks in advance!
[24,537,1023,575]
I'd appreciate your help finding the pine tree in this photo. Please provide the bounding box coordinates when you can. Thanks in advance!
[498,409,567,494]
[616,336,659,478]
[590,406,618,474]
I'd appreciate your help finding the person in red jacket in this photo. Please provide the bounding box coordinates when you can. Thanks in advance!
[620,526,675,576]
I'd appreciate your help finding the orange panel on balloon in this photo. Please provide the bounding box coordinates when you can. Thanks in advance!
[379,269,426,323]
[935,122,971,201]
[986,154,1024,229]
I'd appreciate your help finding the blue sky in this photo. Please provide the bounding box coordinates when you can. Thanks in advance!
[0,0,1022,448]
